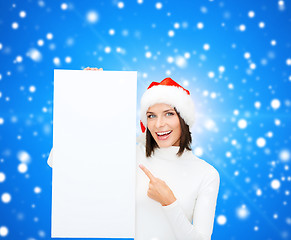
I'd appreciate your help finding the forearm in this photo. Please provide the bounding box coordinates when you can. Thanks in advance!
[47,148,53,168]
[162,200,210,240]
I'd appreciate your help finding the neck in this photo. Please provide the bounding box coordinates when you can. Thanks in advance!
[152,145,192,161]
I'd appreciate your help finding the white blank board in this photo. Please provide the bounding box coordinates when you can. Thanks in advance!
[52,70,137,238]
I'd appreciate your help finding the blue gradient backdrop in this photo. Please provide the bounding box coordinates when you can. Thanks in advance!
[0,0,290,239]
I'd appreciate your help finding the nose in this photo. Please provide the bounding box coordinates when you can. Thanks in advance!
[155,116,166,128]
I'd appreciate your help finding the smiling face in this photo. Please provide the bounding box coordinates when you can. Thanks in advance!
[146,103,182,148]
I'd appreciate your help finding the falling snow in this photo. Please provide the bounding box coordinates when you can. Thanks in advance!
[0,0,290,239]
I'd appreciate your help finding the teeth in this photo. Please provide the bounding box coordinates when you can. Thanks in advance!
[157,130,172,136]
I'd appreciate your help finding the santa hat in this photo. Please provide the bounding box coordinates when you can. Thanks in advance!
[139,77,195,133]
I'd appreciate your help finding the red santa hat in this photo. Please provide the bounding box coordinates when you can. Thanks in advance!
[139,77,195,133]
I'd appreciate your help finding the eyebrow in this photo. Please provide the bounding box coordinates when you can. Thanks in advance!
[146,109,174,114]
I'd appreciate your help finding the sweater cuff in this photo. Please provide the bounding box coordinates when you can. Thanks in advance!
[161,199,179,210]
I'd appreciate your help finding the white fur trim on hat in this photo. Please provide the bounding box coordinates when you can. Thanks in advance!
[140,85,195,131]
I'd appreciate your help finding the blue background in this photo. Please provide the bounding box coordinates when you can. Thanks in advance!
[0,0,290,239]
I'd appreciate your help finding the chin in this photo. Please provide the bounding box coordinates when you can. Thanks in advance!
[158,144,169,148]
[156,140,174,148]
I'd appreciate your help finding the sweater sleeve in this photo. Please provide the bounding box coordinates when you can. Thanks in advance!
[47,147,53,168]
[161,168,220,240]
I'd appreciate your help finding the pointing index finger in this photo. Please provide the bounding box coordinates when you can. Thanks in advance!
[139,164,155,181]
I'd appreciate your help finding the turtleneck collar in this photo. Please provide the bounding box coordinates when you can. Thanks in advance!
[152,145,193,161]
[136,133,194,161]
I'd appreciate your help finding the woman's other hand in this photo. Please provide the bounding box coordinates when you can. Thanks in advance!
[139,164,177,206]
[84,67,103,71]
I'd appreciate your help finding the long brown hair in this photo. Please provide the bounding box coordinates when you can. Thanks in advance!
[145,107,192,157]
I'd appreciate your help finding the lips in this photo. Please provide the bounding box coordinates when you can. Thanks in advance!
[156,130,172,140]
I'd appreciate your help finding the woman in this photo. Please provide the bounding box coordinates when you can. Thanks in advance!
[47,68,220,240]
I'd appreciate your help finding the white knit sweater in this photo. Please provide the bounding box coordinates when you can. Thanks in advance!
[47,136,220,240]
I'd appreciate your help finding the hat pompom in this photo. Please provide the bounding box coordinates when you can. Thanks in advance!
[140,120,146,133]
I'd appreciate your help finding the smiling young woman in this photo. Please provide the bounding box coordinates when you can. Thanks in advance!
[136,77,220,240]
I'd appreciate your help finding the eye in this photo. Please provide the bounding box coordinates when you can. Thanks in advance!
[147,114,155,119]
[166,112,174,116]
